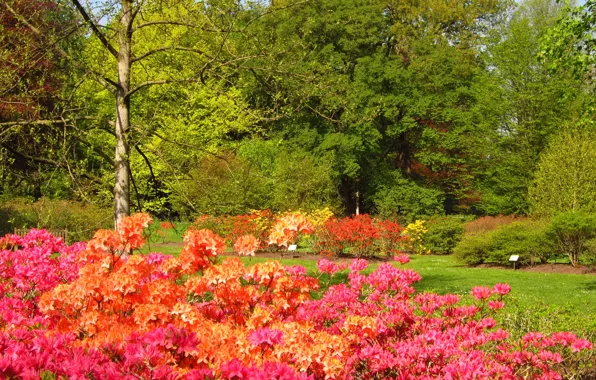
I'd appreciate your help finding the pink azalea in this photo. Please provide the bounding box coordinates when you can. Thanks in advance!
[488,300,505,310]
[492,283,511,296]
[248,328,284,347]
[471,286,493,300]
[348,259,368,271]
[317,259,345,274]
[393,254,410,264]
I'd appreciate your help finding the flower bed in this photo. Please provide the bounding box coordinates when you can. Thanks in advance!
[0,214,592,379]
[313,214,403,257]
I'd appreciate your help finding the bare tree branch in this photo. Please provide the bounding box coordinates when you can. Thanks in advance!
[131,46,212,63]
[133,20,226,33]
[70,133,115,167]
[0,117,97,127]
[134,144,159,195]
[70,0,119,58]
[0,141,103,185]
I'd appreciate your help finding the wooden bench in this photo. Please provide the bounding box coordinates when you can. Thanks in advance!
[13,228,68,242]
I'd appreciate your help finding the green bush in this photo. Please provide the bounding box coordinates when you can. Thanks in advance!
[424,215,471,255]
[584,238,596,266]
[453,233,494,265]
[546,211,596,267]
[0,197,112,242]
[454,220,550,266]
[486,221,551,265]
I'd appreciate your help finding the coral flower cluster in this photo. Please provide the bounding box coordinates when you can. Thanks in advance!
[0,214,592,379]
[268,212,315,248]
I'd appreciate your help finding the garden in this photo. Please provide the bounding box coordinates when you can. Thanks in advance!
[3,0,596,378]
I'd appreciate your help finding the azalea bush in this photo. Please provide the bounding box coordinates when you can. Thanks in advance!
[402,219,431,255]
[0,213,593,379]
[267,212,314,249]
[191,210,276,249]
[313,214,403,257]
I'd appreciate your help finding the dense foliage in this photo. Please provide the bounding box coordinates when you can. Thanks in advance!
[453,214,596,267]
[546,211,596,267]
[0,197,112,241]
[313,214,403,257]
[423,215,471,255]
[1,0,593,221]
[0,214,593,378]
[529,127,596,217]
[454,220,550,266]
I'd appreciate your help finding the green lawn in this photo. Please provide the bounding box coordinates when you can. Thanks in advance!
[138,244,596,337]
[233,254,595,312]
[404,255,596,312]
[139,247,596,313]
[236,254,596,338]
[143,222,191,246]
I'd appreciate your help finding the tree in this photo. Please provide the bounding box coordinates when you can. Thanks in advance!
[542,0,596,84]
[0,0,83,198]
[529,126,596,217]
[239,0,506,216]
[473,0,586,215]
[38,0,274,225]
[547,210,596,267]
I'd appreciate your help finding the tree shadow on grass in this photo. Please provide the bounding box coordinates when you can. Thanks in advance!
[414,273,466,294]
[583,281,596,292]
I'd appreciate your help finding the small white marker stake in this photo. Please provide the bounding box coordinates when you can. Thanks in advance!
[509,255,519,270]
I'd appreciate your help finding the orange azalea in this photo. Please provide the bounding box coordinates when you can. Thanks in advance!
[234,235,259,256]
[133,303,169,330]
[180,229,225,273]
[86,229,121,255]
[117,212,152,250]
[83,213,152,258]
[267,212,314,248]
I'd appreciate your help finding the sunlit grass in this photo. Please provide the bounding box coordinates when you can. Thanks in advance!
[138,240,596,314]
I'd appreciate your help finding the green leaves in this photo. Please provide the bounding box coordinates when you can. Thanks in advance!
[541,0,596,79]
[530,126,596,217]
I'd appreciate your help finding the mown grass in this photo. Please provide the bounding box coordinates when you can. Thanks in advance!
[238,254,596,312]
[235,254,596,338]
[138,232,596,338]
[139,243,596,314]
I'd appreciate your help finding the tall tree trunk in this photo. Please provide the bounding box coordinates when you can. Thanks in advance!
[114,0,133,228]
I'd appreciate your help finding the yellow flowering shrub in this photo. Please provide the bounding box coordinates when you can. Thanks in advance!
[402,220,431,255]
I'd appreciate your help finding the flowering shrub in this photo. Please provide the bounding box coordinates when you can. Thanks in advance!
[234,234,259,256]
[191,210,275,248]
[268,212,315,249]
[304,207,334,227]
[0,214,593,379]
[85,212,152,257]
[0,230,84,331]
[314,214,403,257]
[402,219,431,255]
